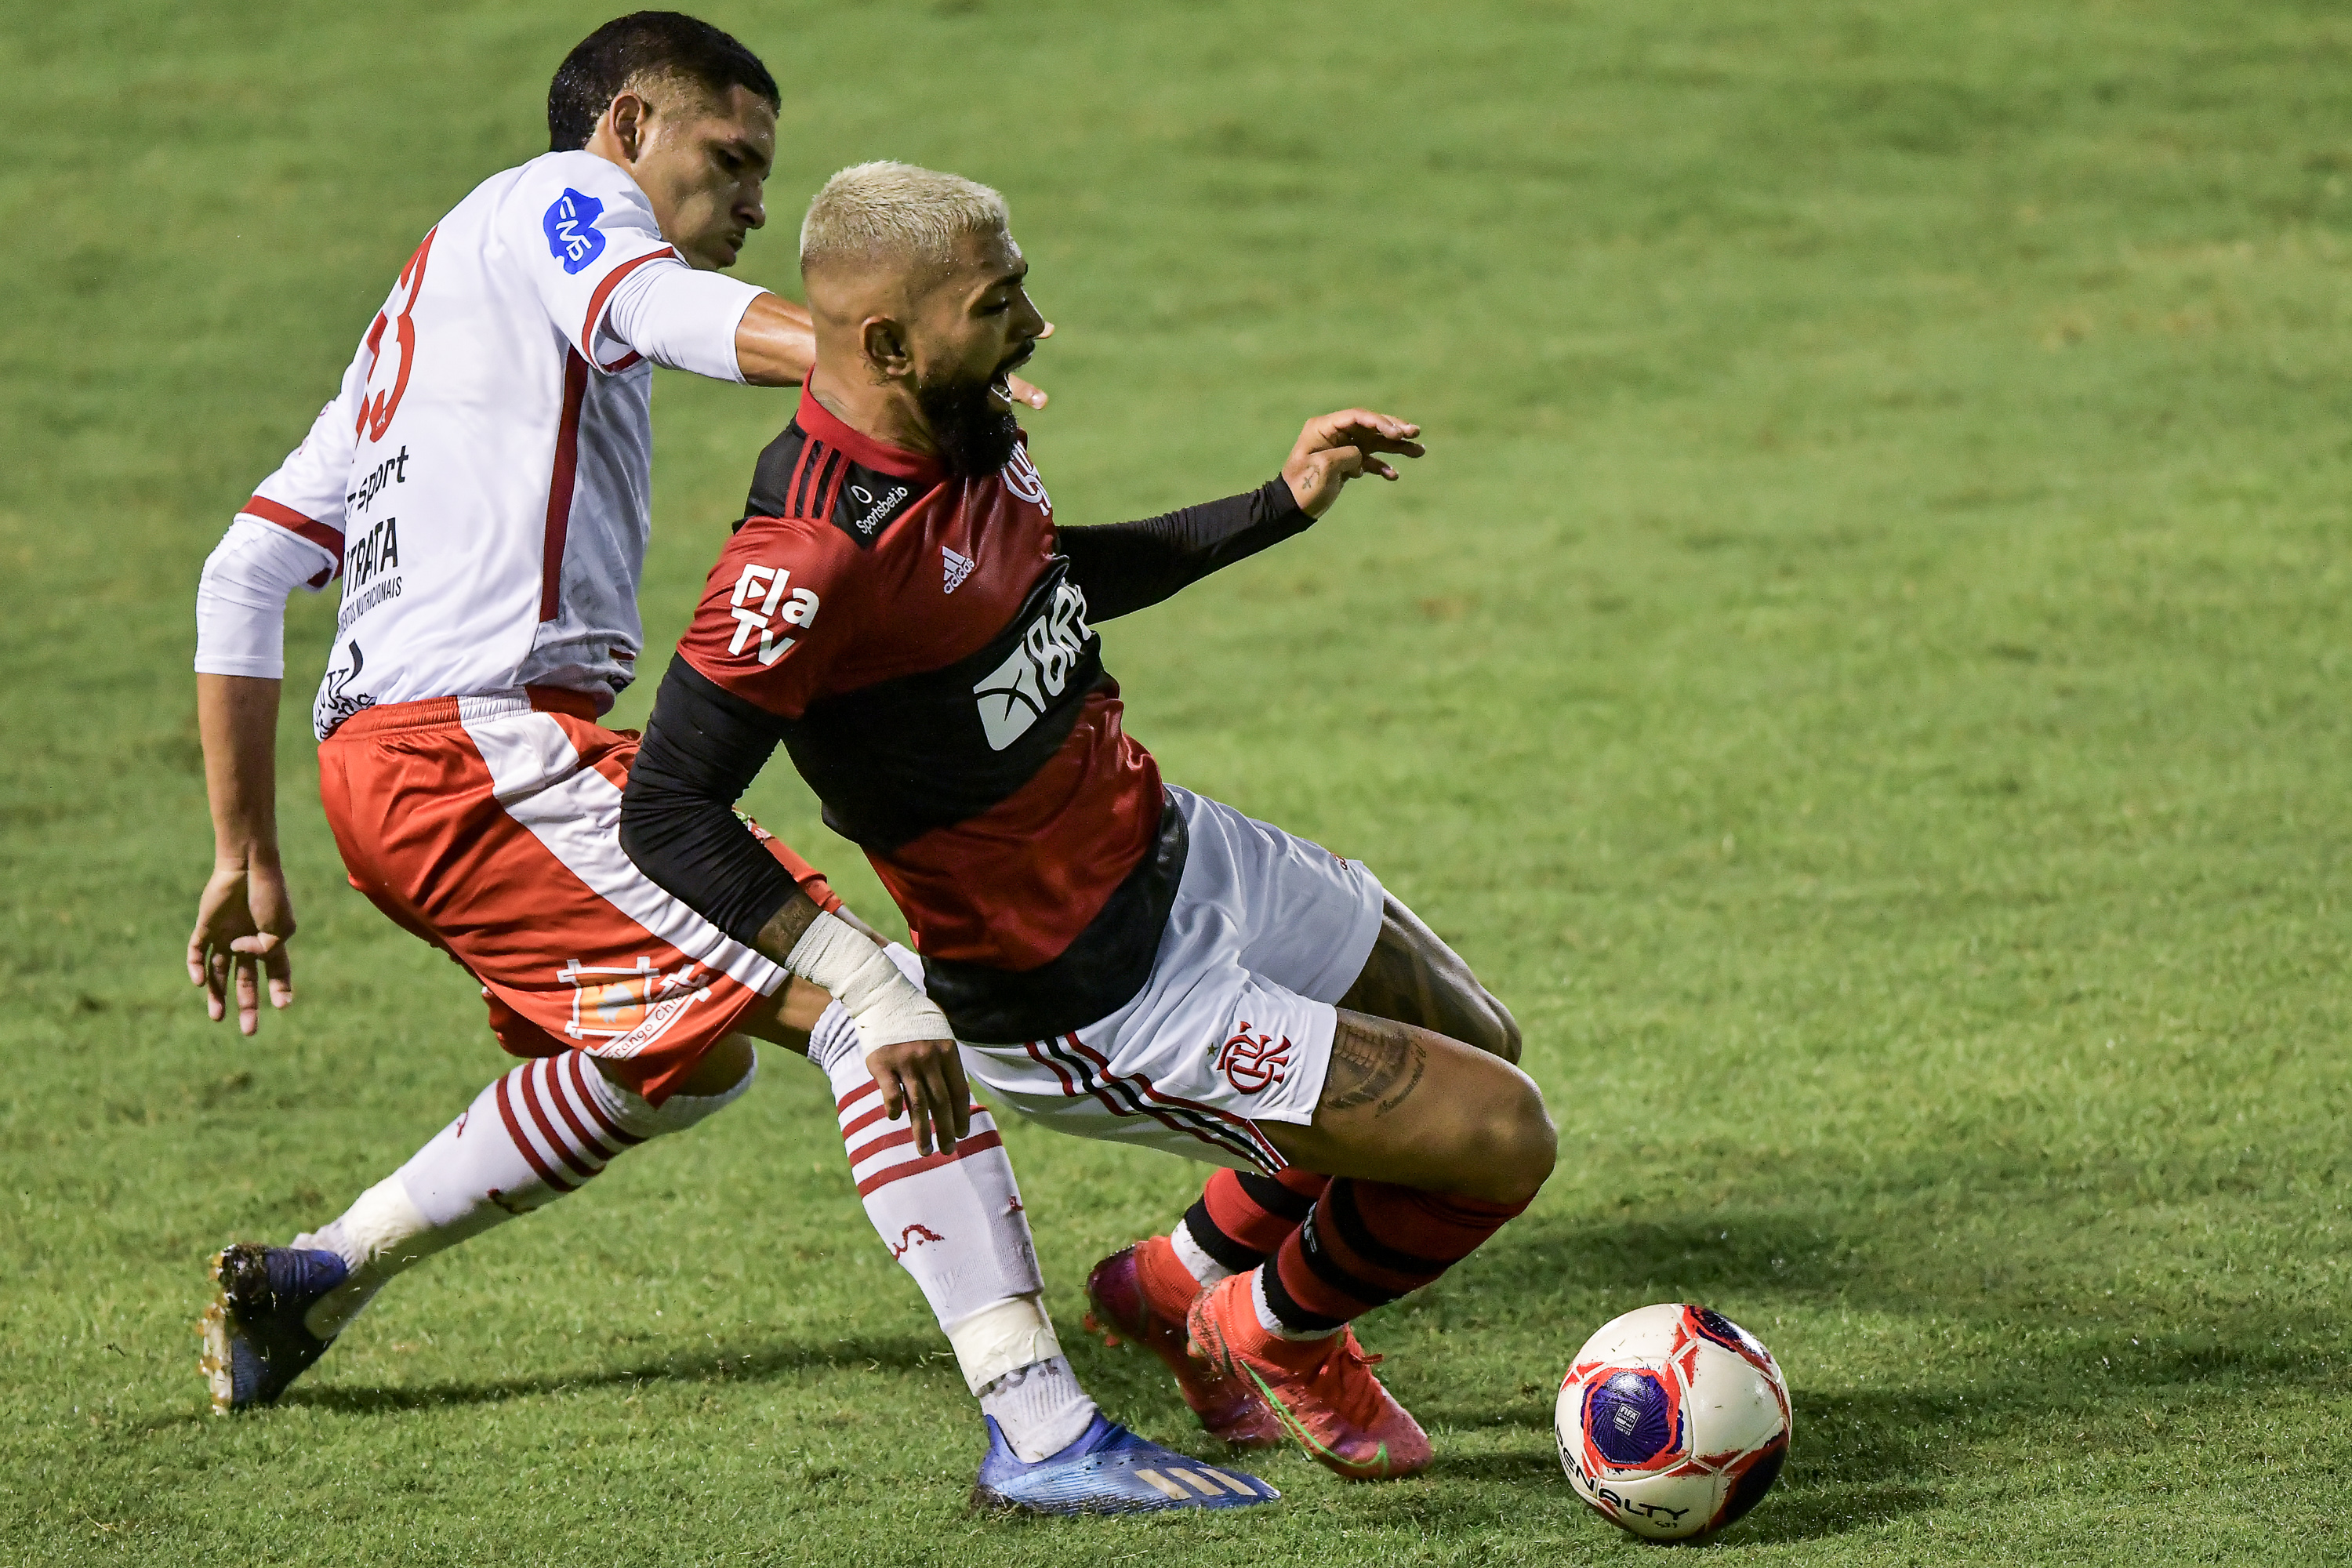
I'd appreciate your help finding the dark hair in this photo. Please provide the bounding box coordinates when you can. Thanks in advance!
[546,12,779,152]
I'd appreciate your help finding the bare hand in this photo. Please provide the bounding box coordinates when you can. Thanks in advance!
[187,861,296,1035]
[1280,408,1425,517]
[865,1036,973,1156]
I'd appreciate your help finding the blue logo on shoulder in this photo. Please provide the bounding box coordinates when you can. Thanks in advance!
[543,189,606,274]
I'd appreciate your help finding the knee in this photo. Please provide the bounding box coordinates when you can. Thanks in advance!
[591,1036,759,1136]
[1471,1075,1555,1206]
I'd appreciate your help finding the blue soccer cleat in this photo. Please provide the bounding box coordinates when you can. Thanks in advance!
[198,1243,348,1413]
[971,1411,1280,1515]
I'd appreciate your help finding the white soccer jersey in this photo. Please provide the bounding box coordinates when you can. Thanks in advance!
[227,151,753,739]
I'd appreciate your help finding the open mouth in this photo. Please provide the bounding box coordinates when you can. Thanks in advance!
[988,343,1035,408]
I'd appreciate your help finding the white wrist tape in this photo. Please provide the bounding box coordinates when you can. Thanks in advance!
[784,911,950,1051]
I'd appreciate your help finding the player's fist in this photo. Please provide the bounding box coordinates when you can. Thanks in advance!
[1280,408,1424,518]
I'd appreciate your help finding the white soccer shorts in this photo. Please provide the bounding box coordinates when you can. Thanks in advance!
[958,786,1384,1173]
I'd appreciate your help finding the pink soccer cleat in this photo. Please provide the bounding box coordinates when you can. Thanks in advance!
[1185,1271,1432,1481]
[1084,1240,1281,1448]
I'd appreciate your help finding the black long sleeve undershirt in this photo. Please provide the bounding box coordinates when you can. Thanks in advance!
[619,476,1314,949]
[1059,476,1309,620]
[619,660,797,949]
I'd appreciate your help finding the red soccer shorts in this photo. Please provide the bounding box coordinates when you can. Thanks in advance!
[318,688,837,1103]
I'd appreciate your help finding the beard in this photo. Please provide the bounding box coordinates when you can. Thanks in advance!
[916,366,1023,479]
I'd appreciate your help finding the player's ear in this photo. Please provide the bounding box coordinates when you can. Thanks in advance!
[860,316,913,383]
[605,92,650,162]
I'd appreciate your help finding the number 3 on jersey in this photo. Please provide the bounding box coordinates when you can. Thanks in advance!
[356,228,436,445]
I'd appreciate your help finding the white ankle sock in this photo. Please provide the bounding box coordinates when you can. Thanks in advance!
[293,1050,753,1339]
[1250,1265,1338,1342]
[1170,1219,1236,1287]
[977,1353,1098,1462]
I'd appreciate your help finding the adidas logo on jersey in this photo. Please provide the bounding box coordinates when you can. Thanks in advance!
[943,546,975,593]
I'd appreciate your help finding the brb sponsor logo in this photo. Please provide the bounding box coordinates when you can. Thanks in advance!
[1216,1023,1294,1095]
[972,579,1091,750]
[724,562,820,666]
[556,956,712,1057]
[1000,443,1051,514]
[543,189,606,274]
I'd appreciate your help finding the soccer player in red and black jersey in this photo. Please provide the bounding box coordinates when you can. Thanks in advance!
[622,162,1556,1481]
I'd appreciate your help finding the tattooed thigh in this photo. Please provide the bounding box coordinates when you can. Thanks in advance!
[1319,1012,1430,1116]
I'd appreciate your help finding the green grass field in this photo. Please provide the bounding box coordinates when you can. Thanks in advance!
[6,0,2352,1561]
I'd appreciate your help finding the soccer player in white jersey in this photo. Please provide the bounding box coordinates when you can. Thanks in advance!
[187,13,1274,1515]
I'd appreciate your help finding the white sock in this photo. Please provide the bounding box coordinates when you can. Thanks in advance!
[977,1354,1098,1462]
[808,946,1102,1460]
[1170,1218,1236,1288]
[1250,1265,1338,1343]
[293,1050,753,1339]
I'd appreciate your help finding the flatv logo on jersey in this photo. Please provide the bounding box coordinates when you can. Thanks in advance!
[1001,443,1051,514]
[971,579,1092,750]
[726,562,820,666]
[543,189,606,274]
[1217,1023,1294,1095]
[942,546,975,593]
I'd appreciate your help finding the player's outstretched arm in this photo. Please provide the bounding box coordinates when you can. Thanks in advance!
[1056,408,1420,621]
[1280,408,1424,517]
[187,673,295,1034]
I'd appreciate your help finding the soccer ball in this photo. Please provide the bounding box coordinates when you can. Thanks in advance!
[1554,1303,1791,1542]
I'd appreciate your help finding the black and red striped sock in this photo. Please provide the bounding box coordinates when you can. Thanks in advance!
[1175,1167,1332,1282]
[1258,1178,1529,1338]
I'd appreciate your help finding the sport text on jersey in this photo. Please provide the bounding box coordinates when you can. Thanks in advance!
[543,189,607,274]
[727,563,820,666]
[973,578,1092,751]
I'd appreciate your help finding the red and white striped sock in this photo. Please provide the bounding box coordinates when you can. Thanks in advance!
[295,1050,753,1338]
[809,952,1099,1461]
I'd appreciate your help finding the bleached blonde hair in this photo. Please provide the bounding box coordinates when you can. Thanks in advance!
[799,160,1010,274]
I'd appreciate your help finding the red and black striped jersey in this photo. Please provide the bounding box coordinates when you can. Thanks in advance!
[673,387,1165,980]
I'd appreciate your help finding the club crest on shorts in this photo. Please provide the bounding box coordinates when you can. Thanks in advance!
[556,956,710,1058]
[1216,1023,1294,1095]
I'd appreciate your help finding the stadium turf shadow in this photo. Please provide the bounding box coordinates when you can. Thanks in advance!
[275,1331,945,1414]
